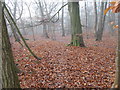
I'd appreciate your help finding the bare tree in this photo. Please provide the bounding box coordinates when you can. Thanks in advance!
[94,0,98,38]
[96,2,107,41]
[7,0,23,42]
[84,1,89,39]
[61,0,65,37]
[25,2,35,41]
[37,0,49,38]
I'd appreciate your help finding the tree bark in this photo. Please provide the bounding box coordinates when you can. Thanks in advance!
[0,1,2,89]
[68,2,85,47]
[2,2,20,88]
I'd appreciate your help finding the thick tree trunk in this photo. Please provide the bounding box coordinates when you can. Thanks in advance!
[2,2,20,88]
[0,1,2,89]
[68,2,85,47]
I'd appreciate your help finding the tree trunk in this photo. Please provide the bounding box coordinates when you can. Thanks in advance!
[68,2,85,47]
[43,23,49,38]
[85,2,89,39]
[61,0,65,37]
[94,1,98,38]
[108,10,115,36]
[0,1,2,89]
[12,0,20,42]
[38,1,49,38]
[112,12,120,89]
[26,3,35,41]
[1,2,20,88]
[20,18,27,35]
[96,2,107,41]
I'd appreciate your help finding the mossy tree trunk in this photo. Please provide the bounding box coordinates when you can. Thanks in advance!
[68,2,85,47]
[1,2,20,88]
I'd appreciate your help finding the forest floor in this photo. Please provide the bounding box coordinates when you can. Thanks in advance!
[12,33,117,88]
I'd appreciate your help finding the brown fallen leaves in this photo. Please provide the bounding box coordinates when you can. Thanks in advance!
[12,35,117,88]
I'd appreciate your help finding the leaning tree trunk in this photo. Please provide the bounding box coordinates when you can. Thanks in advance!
[1,2,20,88]
[68,2,85,47]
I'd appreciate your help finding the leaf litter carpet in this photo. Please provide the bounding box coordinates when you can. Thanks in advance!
[12,36,117,88]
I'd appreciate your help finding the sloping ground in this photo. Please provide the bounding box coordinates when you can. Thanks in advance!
[12,36,117,88]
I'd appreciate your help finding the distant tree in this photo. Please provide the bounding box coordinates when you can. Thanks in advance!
[37,0,49,38]
[94,0,98,37]
[61,0,65,37]
[96,2,107,41]
[1,2,21,88]
[108,11,115,36]
[68,2,85,47]
[7,0,23,42]
[84,2,89,39]
[25,2,36,41]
